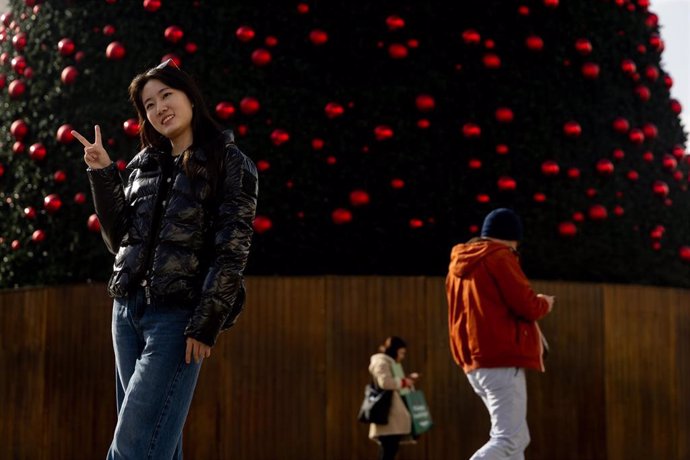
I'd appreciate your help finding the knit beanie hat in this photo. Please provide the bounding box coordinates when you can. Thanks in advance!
[480,208,523,242]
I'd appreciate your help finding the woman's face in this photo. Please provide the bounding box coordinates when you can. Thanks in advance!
[141,78,194,145]
[396,347,407,362]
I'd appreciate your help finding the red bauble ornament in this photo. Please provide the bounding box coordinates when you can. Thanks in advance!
[635,85,651,101]
[239,96,260,115]
[11,119,28,140]
[185,42,198,54]
[662,154,677,171]
[641,123,657,139]
[256,160,270,172]
[87,214,101,233]
[476,194,491,203]
[642,151,654,163]
[462,123,481,138]
[468,158,482,169]
[75,51,85,62]
[309,29,328,46]
[386,15,405,30]
[541,160,560,176]
[29,143,46,161]
[332,208,352,225]
[497,176,517,191]
[627,170,639,181]
[628,128,644,144]
[106,41,126,60]
[164,25,184,43]
[74,192,87,204]
[251,48,271,66]
[670,99,682,114]
[652,180,669,197]
[0,74,6,90]
[53,170,67,183]
[311,138,324,150]
[496,144,509,155]
[12,32,26,51]
[581,62,600,79]
[533,193,547,203]
[650,225,665,240]
[664,75,673,89]
[544,0,559,7]
[324,102,344,119]
[11,55,26,74]
[8,79,26,98]
[122,119,139,137]
[680,246,690,262]
[613,205,624,217]
[408,219,424,229]
[525,35,543,51]
[495,107,514,123]
[588,205,607,220]
[558,222,577,237]
[646,13,659,28]
[32,229,46,243]
[13,142,25,154]
[563,121,582,137]
[645,65,659,81]
[44,194,62,213]
[575,38,592,55]
[1,13,11,27]
[572,212,585,223]
[61,66,78,84]
[253,215,272,234]
[270,129,290,146]
[649,34,663,52]
[483,53,501,69]
[236,26,255,42]
[58,38,75,56]
[567,167,581,179]
[103,25,116,36]
[349,190,370,206]
[23,206,36,219]
[215,101,235,119]
[374,125,394,141]
[388,43,408,59]
[391,178,405,189]
[621,59,636,75]
[672,145,686,159]
[56,125,74,144]
[462,29,481,45]
[612,148,625,161]
[143,0,161,12]
[415,94,435,112]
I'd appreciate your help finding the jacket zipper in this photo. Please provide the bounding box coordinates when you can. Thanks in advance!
[140,155,177,304]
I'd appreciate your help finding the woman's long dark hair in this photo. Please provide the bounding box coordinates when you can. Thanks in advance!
[128,61,226,188]
[379,336,407,359]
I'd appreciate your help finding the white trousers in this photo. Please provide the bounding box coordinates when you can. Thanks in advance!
[466,367,530,460]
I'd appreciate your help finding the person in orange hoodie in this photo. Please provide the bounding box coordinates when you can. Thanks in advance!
[445,208,554,460]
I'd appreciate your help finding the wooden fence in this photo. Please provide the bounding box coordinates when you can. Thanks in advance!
[0,278,688,460]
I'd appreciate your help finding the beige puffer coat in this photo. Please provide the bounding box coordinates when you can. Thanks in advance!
[368,353,412,440]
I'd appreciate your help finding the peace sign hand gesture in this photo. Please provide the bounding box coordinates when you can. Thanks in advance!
[72,125,113,170]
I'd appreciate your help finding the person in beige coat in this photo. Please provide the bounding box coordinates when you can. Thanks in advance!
[368,336,419,460]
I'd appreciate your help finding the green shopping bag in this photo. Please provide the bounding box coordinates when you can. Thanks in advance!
[402,389,433,436]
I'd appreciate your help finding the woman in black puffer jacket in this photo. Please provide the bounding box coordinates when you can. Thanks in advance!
[73,60,258,459]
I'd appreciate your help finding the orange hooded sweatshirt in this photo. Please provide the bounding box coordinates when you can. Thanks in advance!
[445,239,549,373]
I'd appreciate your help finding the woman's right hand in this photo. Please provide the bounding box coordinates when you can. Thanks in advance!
[72,125,113,169]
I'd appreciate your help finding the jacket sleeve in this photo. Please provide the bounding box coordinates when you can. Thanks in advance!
[370,358,403,390]
[184,146,258,346]
[86,162,129,255]
[485,249,549,321]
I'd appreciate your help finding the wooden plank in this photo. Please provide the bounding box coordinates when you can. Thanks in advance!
[604,284,679,460]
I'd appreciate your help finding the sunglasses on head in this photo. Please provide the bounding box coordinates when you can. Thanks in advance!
[154,58,180,71]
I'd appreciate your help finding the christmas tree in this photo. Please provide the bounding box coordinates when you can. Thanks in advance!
[0,0,688,288]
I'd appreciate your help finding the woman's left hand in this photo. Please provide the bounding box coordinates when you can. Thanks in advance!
[185,337,212,364]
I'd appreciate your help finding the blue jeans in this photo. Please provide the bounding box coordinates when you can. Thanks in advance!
[466,368,530,460]
[107,288,203,460]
